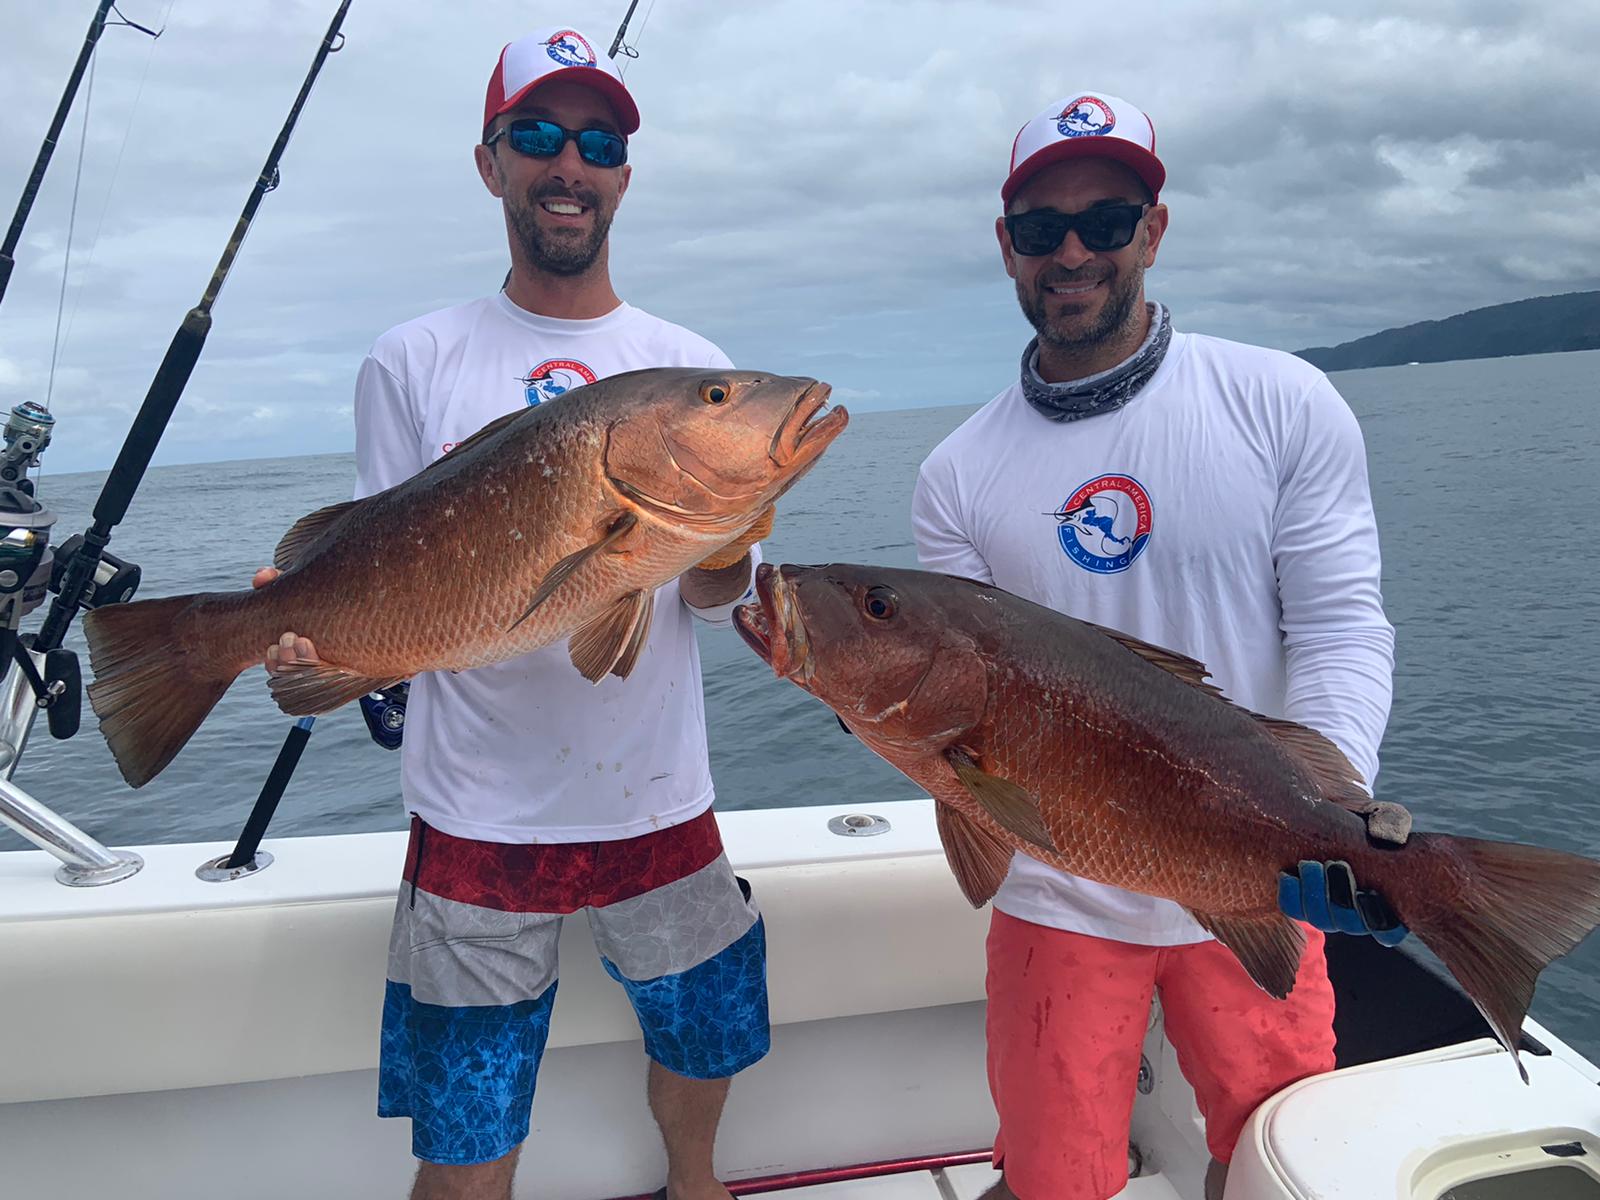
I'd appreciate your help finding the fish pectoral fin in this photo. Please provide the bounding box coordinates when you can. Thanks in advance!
[510,512,638,632]
[274,498,364,572]
[267,661,400,717]
[569,590,653,683]
[1188,910,1306,999]
[946,748,1058,853]
[935,802,1014,907]
[608,590,655,680]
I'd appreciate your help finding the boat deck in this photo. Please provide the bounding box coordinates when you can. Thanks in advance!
[617,1162,1184,1198]
[780,1165,1181,1197]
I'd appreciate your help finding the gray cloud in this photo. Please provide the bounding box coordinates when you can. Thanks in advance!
[0,0,1596,471]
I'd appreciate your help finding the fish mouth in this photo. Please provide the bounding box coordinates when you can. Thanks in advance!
[770,382,848,471]
[734,562,813,683]
[606,382,846,531]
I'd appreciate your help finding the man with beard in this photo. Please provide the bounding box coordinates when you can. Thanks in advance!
[911,92,1403,1200]
[255,26,768,1200]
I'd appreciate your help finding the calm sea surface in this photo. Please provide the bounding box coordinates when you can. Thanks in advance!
[4,349,1598,1055]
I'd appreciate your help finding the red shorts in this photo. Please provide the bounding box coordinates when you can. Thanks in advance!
[986,909,1336,1200]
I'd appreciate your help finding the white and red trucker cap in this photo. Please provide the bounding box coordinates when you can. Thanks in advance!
[1002,92,1165,206]
[483,27,640,139]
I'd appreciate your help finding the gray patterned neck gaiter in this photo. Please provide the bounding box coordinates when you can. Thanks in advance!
[1020,302,1172,423]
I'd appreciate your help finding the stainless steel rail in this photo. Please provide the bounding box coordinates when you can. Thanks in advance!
[0,646,141,886]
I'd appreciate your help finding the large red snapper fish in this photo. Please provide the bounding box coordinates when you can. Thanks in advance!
[734,562,1600,1080]
[83,369,847,788]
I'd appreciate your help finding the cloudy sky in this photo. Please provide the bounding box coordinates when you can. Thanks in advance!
[1,0,1597,472]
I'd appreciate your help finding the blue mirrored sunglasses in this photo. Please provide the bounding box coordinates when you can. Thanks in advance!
[485,118,628,169]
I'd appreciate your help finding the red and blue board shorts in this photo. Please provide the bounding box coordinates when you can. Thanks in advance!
[378,809,770,1165]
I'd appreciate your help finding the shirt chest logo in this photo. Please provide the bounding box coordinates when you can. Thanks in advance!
[1054,473,1153,574]
[520,358,597,406]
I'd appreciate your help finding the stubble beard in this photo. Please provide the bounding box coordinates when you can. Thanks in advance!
[1018,242,1147,358]
[508,184,614,278]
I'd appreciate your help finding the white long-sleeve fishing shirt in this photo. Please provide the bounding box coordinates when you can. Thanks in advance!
[912,327,1395,944]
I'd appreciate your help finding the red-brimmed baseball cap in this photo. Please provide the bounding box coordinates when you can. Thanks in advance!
[483,27,640,139]
[1002,92,1165,206]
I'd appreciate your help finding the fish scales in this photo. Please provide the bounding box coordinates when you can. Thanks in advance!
[83,369,847,788]
[931,603,1362,914]
[736,562,1600,1080]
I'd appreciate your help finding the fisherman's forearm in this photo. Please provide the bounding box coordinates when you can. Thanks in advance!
[680,553,754,608]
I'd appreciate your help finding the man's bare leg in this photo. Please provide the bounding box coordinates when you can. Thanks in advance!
[410,1146,521,1200]
[648,1060,734,1200]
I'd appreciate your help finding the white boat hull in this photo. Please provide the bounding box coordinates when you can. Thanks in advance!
[4,799,1599,1199]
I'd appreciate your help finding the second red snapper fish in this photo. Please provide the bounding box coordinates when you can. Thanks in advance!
[734,562,1600,1080]
[83,369,847,788]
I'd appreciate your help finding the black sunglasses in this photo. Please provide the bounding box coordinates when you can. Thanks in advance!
[1004,203,1149,256]
[485,118,628,169]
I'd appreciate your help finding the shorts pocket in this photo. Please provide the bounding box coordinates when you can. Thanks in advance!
[408,896,524,953]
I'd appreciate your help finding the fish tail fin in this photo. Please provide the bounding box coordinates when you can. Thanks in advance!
[83,593,241,788]
[1397,833,1600,1081]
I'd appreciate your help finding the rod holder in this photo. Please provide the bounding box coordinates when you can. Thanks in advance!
[0,776,142,886]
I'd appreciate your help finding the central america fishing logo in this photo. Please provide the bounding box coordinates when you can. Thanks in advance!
[1058,96,1115,138]
[1054,474,1152,574]
[520,358,597,406]
[545,30,597,68]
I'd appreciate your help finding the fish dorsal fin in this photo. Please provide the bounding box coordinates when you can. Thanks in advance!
[425,407,527,469]
[369,408,532,505]
[1087,623,1227,700]
[568,589,653,683]
[1089,622,1404,834]
[935,802,1014,908]
[1187,909,1306,999]
[1253,715,1371,802]
[945,748,1058,854]
[268,661,402,717]
[510,512,638,632]
[274,499,363,572]
[273,408,533,574]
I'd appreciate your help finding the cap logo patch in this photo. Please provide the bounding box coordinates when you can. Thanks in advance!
[1057,95,1115,138]
[545,29,597,68]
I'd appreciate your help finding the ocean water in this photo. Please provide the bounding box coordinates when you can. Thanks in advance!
[3,349,1597,1056]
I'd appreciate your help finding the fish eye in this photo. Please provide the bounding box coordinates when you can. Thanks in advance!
[700,381,730,405]
[863,586,898,621]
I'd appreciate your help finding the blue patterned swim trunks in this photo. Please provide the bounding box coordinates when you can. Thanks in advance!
[378,809,770,1165]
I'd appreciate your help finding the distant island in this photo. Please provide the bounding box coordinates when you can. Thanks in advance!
[1293,290,1600,372]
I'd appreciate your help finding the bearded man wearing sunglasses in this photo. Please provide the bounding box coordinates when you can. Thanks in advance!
[254,25,768,1200]
[912,93,1403,1200]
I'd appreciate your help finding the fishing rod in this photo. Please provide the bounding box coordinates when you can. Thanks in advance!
[1,0,350,761]
[608,0,642,60]
[0,0,160,310]
[35,0,353,656]
[0,2,353,885]
[223,0,666,875]
[224,0,662,873]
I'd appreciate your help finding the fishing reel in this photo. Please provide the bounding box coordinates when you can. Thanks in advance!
[0,401,58,631]
[0,402,139,751]
[0,402,79,746]
[359,682,409,751]
[49,534,141,611]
